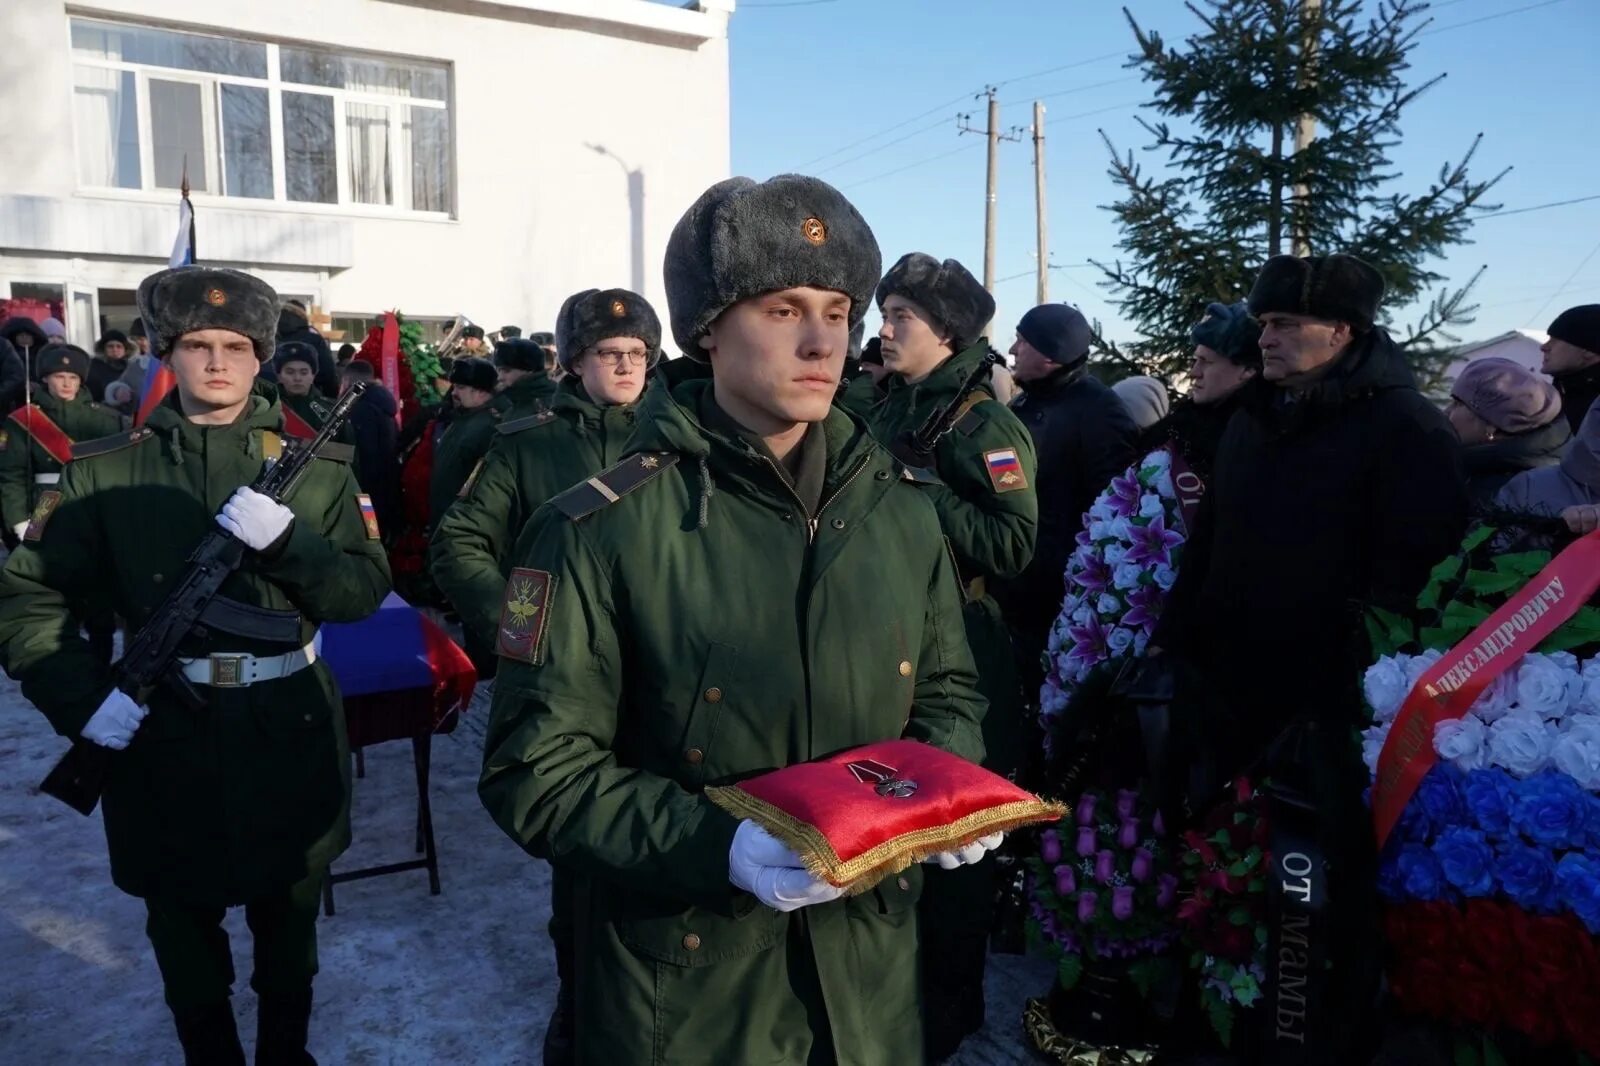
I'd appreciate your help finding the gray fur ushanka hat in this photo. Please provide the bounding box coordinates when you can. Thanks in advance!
[875,252,994,351]
[138,266,279,360]
[664,174,882,359]
[554,289,662,371]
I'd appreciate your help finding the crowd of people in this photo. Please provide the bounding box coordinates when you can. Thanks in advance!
[2,167,1599,1066]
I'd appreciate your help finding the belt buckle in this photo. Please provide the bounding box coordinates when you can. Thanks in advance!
[209,654,247,687]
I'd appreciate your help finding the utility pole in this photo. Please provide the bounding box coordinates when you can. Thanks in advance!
[1291,0,1322,257]
[959,88,1024,293]
[1032,101,1049,304]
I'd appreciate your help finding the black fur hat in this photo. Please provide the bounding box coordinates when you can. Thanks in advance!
[875,252,994,350]
[530,331,555,349]
[273,341,319,373]
[494,338,548,372]
[1247,254,1385,332]
[664,174,882,359]
[138,267,279,360]
[461,324,485,341]
[36,342,92,383]
[499,325,522,339]
[448,356,497,392]
[555,288,662,371]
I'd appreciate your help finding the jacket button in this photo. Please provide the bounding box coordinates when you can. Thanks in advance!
[703,687,723,704]
[875,470,890,481]
[781,512,794,522]
[897,877,911,891]
[685,747,704,765]
[152,573,164,584]
[898,660,912,677]
[830,518,846,530]
[682,933,701,951]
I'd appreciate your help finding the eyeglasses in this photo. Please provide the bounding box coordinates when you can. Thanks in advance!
[590,347,655,368]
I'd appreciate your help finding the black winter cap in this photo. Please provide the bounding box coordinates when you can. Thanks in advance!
[1549,305,1600,358]
[139,266,279,359]
[555,289,662,371]
[448,356,497,392]
[1016,303,1092,366]
[273,341,319,373]
[875,252,994,351]
[494,338,548,372]
[1190,301,1262,368]
[36,342,92,383]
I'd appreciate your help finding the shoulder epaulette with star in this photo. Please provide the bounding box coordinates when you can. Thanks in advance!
[497,411,558,436]
[70,426,156,460]
[551,452,678,521]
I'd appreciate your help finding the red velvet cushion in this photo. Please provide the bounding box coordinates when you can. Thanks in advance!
[706,739,1067,893]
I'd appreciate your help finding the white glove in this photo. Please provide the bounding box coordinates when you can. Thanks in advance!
[924,832,1005,870]
[12,521,27,539]
[728,820,845,913]
[216,487,293,551]
[81,689,147,750]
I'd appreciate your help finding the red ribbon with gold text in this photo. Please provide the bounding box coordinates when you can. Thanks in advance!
[1372,530,1600,848]
[381,311,402,428]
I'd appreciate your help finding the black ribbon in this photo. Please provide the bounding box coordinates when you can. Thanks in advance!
[1261,782,1331,1064]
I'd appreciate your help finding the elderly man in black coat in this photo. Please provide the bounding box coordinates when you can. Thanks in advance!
[995,303,1137,679]
[1159,253,1467,1062]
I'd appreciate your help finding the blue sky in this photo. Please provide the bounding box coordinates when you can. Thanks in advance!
[724,0,1600,350]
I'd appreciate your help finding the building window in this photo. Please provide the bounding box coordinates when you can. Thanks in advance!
[69,17,453,214]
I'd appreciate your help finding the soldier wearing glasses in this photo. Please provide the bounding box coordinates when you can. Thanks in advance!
[429,286,661,1064]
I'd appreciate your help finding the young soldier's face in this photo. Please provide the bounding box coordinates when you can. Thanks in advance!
[878,295,954,382]
[278,362,315,397]
[44,372,81,403]
[496,366,529,391]
[166,329,259,414]
[575,334,650,406]
[701,287,850,431]
[452,384,492,410]
[103,340,127,360]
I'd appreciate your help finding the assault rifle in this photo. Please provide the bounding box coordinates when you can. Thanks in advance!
[892,347,1002,468]
[40,382,369,815]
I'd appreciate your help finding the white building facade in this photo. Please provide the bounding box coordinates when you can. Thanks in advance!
[1,0,733,345]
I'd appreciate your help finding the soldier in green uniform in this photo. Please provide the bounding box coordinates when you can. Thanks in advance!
[0,266,391,1064]
[0,342,126,539]
[430,286,660,1063]
[426,355,501,532]
[273,342,336,432]
[478,174,993,1066]
[492,337,559,418]
[841,251,1039,1061]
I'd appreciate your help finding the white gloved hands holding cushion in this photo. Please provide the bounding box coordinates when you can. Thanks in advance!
[728,820,845,913]
[924,832,1005,870]
[81,688,147,750]
[216,487,293,551]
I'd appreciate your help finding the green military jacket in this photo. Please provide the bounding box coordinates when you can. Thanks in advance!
[427,400,501,530]
[0,384,392,906]
[841,340,1039,773]
[479,364,985,1066]
[0,391,126,528]
[430,377,636,643]
[493,370,558,420]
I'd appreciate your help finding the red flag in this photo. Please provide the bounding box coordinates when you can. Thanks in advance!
[381,312,402,427]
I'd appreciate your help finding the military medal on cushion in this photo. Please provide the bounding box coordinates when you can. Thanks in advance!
[984,448,1027,492]
[707,739,1066,893]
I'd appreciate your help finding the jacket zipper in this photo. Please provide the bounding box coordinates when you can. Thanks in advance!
[809,456,870,541]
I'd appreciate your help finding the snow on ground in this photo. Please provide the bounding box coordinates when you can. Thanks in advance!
[1,671,1052,1064]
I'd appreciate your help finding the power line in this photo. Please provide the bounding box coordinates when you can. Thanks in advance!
[1421,0,1569,35]
[996,262,1096,284]
[1478,193,1600,220]
[1045,100,1145,128]
[1004,74,1143,108]
[839,142,983,190]
[792,51,1124,171]
[814,115,954,175]
[1526,236,1600,327]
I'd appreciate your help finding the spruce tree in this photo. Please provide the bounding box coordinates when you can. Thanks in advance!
[1091,0,1505,391]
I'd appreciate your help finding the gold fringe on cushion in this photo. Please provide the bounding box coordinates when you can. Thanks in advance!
[705,784,1067,894]
[1021,997,1155,1065]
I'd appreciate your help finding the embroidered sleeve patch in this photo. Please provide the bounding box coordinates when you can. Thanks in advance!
[0,429,9,451]
[498,568,556,664]
[984,448,1028,493]
[459,459,484,499]
[23,490,62,542]
[355,494,380,540]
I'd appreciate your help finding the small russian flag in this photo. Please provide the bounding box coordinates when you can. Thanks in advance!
[985,448,1026,491]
